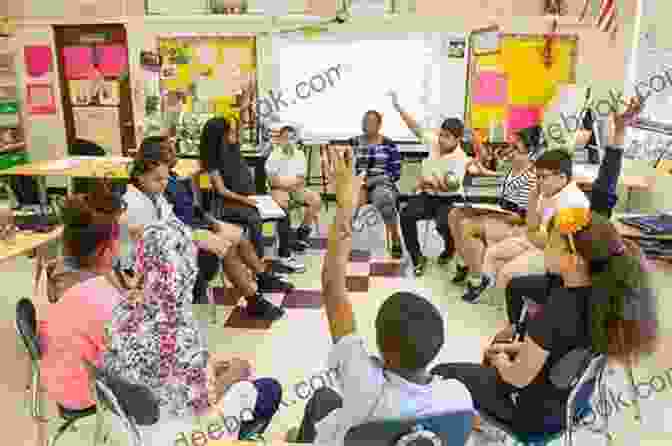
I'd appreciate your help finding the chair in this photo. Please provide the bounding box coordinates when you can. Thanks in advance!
[15,298,155,446]
[478,350,613,446]
[343,409,474,446]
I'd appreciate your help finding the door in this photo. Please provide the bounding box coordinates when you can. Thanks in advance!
[53,24,135,156]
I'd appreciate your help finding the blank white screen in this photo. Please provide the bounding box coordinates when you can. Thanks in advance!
[270,32,467,142]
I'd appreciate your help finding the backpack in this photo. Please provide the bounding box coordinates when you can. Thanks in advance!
[45,257,98,303]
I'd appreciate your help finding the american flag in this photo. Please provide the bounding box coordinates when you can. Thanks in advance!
[579,0,618,35]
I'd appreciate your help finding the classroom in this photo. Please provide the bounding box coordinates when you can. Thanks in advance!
[1,1,672,445]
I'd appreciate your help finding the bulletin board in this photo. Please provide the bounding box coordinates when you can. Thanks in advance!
[158,36,256,121]
[466,32,578,142]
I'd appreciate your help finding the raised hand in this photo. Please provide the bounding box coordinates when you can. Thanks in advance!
[386,90,400,108]
[609,96,643,147]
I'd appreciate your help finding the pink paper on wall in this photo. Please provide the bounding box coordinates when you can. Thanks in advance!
[96,45,128,78]
[473,71,507,105]
[507,105,542,134]
[63,46,94,80]
[24,46,53,78]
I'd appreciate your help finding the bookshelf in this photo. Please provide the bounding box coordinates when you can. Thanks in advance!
[0,34,27,159]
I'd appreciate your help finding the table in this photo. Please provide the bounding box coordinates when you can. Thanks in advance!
[614,220,672,273]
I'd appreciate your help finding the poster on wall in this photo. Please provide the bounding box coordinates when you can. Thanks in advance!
[73,107,122,155]
[27,83,56,114]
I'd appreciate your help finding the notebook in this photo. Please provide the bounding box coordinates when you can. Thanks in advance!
[619,214,672,235]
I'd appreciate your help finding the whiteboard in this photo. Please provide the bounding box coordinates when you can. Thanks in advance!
[269,32,468,142]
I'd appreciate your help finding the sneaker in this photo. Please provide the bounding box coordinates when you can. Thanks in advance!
[437,249,454,266]
[278,255,306,273]
[257,272,294,292]
[390,240,403,259]
[462,275,492,303]
[452,264,469,284]
[413,256,428,277]
[292,239,310,252]
[469,423,506,445]
[245,293,285,321]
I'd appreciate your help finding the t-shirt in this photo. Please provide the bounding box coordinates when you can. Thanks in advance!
[348,136,401,183]
[38,276,123,409]
[314,334,474,446]
[516,286,593,431]
[208,144,256,196]
[421,157,468,196]
[265,144,307,179]
[538,181,589,227]
[498,166,536,213]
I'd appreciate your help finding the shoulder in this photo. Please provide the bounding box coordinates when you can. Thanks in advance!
[428,377,474,410]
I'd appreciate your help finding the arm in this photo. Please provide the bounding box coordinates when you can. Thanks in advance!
[209,171,254,207]
[388,91,422,136]
[322,150,362,343]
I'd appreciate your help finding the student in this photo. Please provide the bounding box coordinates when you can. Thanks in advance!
[389,91,494,275]
[124,138,285,320]
[200,117,305,273]
[347,110,403,257]
[431,207,658,438]
[450,126,540,303]
[38,182,126,410]
[266,125,321,252]
[290,148,474,444]
[105,224,283,438]
[501,98,643,336]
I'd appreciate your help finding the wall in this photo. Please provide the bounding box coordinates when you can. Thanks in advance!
[7,0,639,190]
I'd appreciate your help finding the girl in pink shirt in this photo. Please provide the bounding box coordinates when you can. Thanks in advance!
[38,185,126,409]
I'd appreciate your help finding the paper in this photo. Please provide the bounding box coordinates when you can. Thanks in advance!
[471,104,505,129]
[473,71,507,105]
[453,203,518,216]
[196,43,217,65]
[38,159,83,171]
[507,105,542,134]
[96,45,128,78]
[24,46,53,78]
[500,37,576,106]
[62,46,94,80]
[27,84,56,114]
[73,107,122,155]
[98,81,120,105]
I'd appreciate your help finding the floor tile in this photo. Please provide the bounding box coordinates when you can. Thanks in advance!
[282,289,323,309]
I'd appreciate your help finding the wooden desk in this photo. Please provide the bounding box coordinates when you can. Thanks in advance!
[0,226,63,264]
[614,221,672,273]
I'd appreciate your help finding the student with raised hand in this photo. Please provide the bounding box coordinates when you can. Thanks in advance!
[431,206,659,439]
[266,124,321,253]
[290,148,474,444]
[389,90,495,275]
[347,110,403,257]
[201,117,305,273]
[450,126,539,303]
[125,137,285,321]
[500,97,643,339]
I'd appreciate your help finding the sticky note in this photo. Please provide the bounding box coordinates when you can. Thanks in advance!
[62,46,94,80]
[197,44,217,65]
[471,104,505,130]
[507,105,542,134]
[473,71,507,105]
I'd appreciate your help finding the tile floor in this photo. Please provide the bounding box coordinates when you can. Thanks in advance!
[3,204,672,445]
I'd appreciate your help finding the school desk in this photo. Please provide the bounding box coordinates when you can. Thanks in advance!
[614,220,672,274]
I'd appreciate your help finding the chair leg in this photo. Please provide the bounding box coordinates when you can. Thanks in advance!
[50,419,77,446]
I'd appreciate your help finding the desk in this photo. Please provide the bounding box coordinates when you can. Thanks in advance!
[614,221,672,273]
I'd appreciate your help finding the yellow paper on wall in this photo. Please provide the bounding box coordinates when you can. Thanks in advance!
[183,96,193,113]
[471,104,505,130]
[500,37,575,106]
[477,54,499,69]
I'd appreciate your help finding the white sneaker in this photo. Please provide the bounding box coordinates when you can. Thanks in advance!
[278,255,306,273]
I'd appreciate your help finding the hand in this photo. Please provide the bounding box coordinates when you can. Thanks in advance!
[331,147,362,210]
[244,196,257,208]
[609,96,643,146]
[494,325,515,343]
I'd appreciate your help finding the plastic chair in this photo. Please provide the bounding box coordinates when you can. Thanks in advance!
[15,298,44,421]
[478,350,613,446]
[343,409,474,446]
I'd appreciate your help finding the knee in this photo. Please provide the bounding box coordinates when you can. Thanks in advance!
[306,386,342,417]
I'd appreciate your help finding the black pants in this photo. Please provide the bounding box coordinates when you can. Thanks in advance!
[505,273,562,326]
[277,213,292,258]
[213,199,265,260]
[400,194,457,263]
[192,250,221,305]
[296,387,343,443]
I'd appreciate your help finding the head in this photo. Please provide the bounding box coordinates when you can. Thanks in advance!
[363,110,382,137]
[375,292,445,373]
[62,181,125,271]
[534,149,572,197]
[544,211,658,363]
[505,126,541,165]
[130,136,176,194]
[198,117,239,172]
[438,118,464,154]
